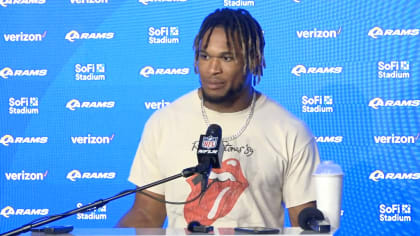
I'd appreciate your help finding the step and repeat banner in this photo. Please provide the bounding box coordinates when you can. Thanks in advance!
[0,0,419,235]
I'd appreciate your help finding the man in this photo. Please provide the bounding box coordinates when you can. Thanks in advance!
[117,8,319,228]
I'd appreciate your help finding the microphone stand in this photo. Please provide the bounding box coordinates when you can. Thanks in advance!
[0,166,199,236]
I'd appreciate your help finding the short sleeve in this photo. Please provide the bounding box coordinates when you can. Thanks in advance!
[128,114,165,195]
[282,138,320,208]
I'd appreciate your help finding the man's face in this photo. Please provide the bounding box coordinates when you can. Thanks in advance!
[197,27,252,104]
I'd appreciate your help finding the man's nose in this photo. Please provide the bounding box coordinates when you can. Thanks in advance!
[209,58,222,74]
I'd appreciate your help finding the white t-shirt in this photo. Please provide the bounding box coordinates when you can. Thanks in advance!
[129,89,320,228]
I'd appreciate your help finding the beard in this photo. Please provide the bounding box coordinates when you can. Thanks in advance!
[201,83,245,104]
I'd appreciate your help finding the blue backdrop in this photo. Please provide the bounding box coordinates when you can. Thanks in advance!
[1,0,419,235]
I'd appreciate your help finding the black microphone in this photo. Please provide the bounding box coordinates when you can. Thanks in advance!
[187,221,214,233]
[196,124,223,192]
[298,207,331,233]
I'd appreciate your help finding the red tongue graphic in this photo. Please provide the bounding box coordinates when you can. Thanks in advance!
[184,158,248,225]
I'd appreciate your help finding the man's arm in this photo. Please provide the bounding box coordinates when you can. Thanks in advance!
[288,201,316,227]
[116,190,167,228]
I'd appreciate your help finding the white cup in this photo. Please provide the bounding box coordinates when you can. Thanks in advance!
[313,160,343,230]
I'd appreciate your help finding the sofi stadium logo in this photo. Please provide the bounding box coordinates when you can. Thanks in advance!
[0,135,48,146]
[374,134,419,144]
[368,26,419,39]
[139,66,189,78]
[76,203,107,220]
[379,204,412,222]
[301,95,333,113]
[368,98,420,109]
[296,27,342,38]
[369,170,420,182]
[65,30,114,42]
[291,65,342,76]
[224,0,255,7]
[139,0,187,5]
[3,31,47,41]
[9,97,39,114]
[66,170,116,182]
[70,0,109,4]
[0,206,49,218]
[71,134,115,144]
[0,67,47,79]
[148,26,179,44]
[377,61,410,79]
[4,170,48,181]
[66,99,115,111]
[75,63,106,81]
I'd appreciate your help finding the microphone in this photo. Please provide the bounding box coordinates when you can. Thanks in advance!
[187,221,213,233]
[298,207,331,233]
[196,124,223,192]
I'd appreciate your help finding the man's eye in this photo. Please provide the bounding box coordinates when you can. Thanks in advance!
[199,54,210,60]
[223,56,233,61]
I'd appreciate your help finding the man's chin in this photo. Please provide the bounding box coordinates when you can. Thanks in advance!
[202,90,229,104]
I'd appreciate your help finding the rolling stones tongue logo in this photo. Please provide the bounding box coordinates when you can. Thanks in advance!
[184,158,248,225]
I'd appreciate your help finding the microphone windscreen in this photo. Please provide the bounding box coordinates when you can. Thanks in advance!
[187,221,201,232]
[206,124,222,136]
[298,207,325,230]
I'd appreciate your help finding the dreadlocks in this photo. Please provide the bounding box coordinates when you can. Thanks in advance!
[193,8,266,85]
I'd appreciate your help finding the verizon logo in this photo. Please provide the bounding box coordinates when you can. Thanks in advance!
[71,134,115,144]
[3,31,47,42]
[5,171,48,181]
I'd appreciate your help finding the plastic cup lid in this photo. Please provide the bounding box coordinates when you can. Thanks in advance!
[313,160,344,175]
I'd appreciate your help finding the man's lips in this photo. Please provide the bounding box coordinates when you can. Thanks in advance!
[205,80,225,90]
[184,159,249,225]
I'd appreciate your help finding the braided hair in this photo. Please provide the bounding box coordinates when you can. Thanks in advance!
[193,8,266,85]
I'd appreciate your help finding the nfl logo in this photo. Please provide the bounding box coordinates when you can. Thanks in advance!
[202,136,218,149]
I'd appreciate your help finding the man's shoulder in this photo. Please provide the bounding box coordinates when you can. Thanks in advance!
[257,94,312,135]
[158,89,197,113]
[147,89,199,123]
[170,89,199,107]
[258,94,301,122]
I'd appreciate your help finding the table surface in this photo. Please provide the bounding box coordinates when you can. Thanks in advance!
[23,227,336,235]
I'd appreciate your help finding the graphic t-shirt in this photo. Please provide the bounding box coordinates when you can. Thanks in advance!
[129,89,320,227]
